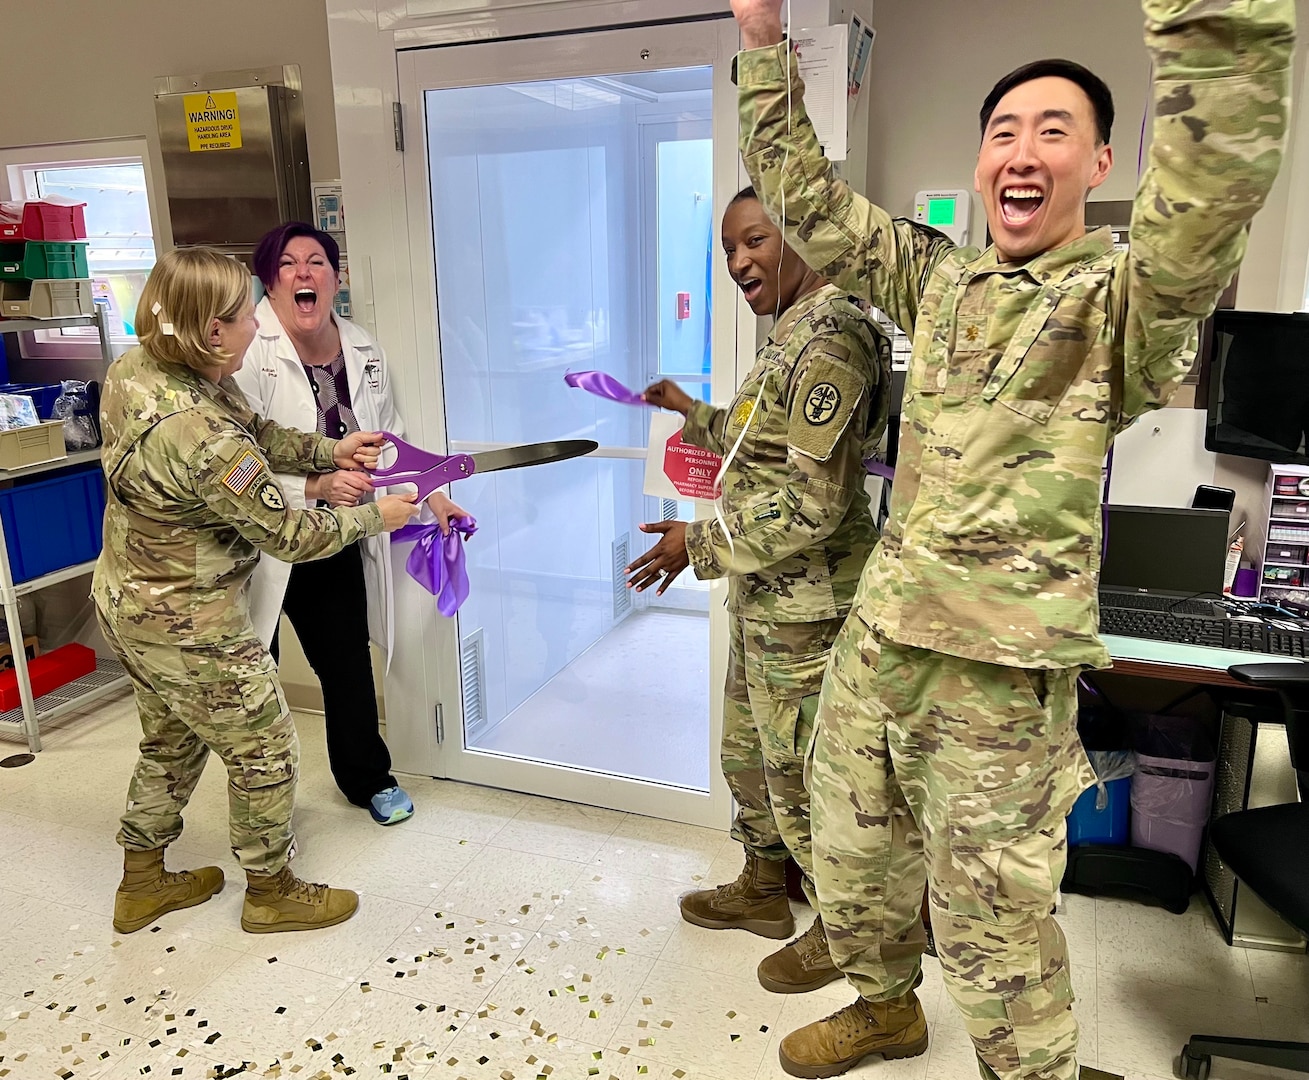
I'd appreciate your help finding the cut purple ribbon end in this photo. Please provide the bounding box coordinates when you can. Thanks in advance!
[564,370,651,406]
[864,457,895,480]
[392,514,478,617]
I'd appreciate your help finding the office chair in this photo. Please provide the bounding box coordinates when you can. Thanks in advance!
[1178,663,1309,1079]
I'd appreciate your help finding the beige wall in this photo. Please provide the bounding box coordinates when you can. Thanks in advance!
[0,0,344,707]
[0,0,341,249]
[864,0,1309,529]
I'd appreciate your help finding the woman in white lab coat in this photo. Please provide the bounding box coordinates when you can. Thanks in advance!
[234,222,465,826]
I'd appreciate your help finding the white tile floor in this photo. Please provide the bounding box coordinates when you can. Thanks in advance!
[1,696,1306,1080]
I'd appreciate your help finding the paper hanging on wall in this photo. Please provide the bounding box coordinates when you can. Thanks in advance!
[793,24,848,162]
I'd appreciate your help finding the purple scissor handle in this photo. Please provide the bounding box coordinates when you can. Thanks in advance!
[369,431,475,503]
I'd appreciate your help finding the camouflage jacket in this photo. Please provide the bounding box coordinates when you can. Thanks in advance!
[738,0,1293,668]
[682,283,890,622]
[92,346,384,645]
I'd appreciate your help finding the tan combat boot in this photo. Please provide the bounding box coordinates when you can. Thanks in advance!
[679,852,794,939]
[113,847,225,934]
[777,988,928,1078]
[241,866,359,934]
[757,915,842,993]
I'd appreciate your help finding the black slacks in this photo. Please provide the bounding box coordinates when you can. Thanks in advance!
[270,542,397,806]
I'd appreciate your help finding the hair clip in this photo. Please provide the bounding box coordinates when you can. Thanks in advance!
[152,302,163,315]
[160,322,175,336]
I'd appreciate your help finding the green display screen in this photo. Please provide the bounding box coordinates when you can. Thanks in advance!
[928,197,956,227]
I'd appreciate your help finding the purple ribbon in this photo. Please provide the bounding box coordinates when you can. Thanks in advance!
[564,370,650,406]
[392,514,477,617]
[864,457,895,480]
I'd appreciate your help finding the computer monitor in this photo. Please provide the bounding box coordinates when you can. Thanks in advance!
[1100,505,1230,598]
[1205,309,1309,464]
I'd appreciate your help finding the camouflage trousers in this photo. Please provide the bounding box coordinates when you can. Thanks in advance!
[810,613,1095,1080]
[723,615,842,904]
[98,608,299,875]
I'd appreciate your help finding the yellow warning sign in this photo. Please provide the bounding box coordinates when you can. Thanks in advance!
[183,91,242,152]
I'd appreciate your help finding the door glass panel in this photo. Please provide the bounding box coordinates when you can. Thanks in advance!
[425,67,713,789]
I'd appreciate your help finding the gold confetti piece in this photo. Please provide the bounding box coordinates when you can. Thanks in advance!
[730,1033,741,1042]
[617,1046,630,1055]
[660,1020,673,1028]
[642,997,653,1006]
[588,1010,599,1019]
[447,1058,459,1066]
[726,1010,736,1019]
[674,1072,687,1078]
[637,1020,648,1029]
[638,1067,649,1075]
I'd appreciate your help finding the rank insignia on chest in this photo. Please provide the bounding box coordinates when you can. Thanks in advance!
[733,398,758,430]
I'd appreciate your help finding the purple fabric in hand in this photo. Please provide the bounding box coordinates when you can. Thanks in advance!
[392,514,478,617]
[564,370,651,406]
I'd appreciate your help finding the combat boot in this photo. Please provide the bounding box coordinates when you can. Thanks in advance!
[241,866,359,933]
[113,847,225,934]
[679,851,794,939]
[757,915,842,993]
[777,987,928,1078]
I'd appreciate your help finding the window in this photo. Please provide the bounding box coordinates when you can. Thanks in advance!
[1,141,159,358]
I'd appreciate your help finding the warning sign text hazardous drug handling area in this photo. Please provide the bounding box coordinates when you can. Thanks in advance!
[184,91,243,152]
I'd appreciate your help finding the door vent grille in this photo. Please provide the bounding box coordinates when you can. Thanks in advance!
[661,498,678,522]
[613,533,632,620]
[460,628,487,737]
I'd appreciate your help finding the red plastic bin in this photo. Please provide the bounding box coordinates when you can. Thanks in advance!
[0,643,97,711]
[0,201,87,242]
[0,198,87,240]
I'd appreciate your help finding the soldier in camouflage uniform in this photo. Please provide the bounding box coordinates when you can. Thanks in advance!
[629,186,890,994]
[729,0,1294,1077]
[95,247,420,936]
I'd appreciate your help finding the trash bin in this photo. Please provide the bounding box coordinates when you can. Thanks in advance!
[1129,715,1216,873]
[1069,694,1135,847]
[1068,756,1134,847]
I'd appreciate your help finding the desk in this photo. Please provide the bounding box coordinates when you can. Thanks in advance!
[1092,636,1306,950]
[1103,634,1308,688]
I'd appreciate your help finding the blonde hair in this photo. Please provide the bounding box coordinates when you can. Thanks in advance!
[135,247,252,373]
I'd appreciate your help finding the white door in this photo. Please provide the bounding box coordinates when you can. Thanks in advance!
[397,17,747,826]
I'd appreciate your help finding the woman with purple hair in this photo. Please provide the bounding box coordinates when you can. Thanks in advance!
[234,222,466,826]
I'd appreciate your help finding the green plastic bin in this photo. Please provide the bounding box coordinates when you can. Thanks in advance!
[0,242,90,281]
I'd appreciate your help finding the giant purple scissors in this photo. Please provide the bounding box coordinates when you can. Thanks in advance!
[368,431,598,502]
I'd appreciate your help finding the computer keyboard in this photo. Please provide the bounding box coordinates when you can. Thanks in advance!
[1100,606,1309,656]
[1100,606,1228,647]
[1100,592,1220,617]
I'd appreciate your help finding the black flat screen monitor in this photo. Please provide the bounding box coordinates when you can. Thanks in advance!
[1206,309,1309,464]
[1100,505,1230,598]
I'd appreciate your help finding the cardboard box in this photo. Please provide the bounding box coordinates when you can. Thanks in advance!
[0,635,40,671]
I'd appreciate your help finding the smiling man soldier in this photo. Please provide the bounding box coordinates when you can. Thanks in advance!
[726,0,1295,1078]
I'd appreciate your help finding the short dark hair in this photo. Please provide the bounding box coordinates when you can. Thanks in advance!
[730,185,759,206]
[980,59,1114,146]
[252,222,341,292]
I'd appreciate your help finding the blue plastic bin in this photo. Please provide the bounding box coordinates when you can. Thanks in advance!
[1067,776,1131,847]
[0,382,63,419]
[0,465,105,582]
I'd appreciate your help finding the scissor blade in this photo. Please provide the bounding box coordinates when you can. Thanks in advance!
[468,440,598,475]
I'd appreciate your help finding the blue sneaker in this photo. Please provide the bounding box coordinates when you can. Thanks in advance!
[368,785,414,826]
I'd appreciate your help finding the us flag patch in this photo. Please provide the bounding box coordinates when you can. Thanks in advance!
[220,451,263,496]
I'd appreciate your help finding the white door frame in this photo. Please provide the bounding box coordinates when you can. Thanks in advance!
[378,16,749,827]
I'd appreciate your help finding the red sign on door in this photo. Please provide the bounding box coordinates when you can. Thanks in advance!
[663,428,721,500]
[676,291,691,320]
